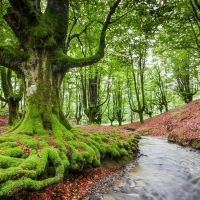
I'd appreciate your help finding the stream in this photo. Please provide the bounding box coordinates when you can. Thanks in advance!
[85,136,200,200]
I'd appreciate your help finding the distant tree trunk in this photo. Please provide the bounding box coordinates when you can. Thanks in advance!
[81,68,99,124]
[0,67,23,126]
[175,63,197,104]
[153,65,169,113]
[114,84,125,126]
[127,51,146,125]
[81,66,110,124]
[107,94,116,126]
[7,98,20,126]
[75,92,83,125]
[138,111,144,124]
[130,111,134,123]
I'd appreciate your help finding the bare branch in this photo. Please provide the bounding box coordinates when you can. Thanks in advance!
[194,0,200,11]
[65,22,92,52]
[187,16,200,49]
[109,8,136,24]
[190,0,200,21]
[67,3,81,39]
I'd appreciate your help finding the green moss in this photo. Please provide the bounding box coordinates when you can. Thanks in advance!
[1,147,24,158]
[23,140,38,149]
[191,139,200,150]
[0,156,23,168]
[32,20,51,39]
[47,166,55,176]
[0,142,17,148]
[0,110,139,198]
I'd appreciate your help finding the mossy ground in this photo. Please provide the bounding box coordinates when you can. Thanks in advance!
[0,121,139,198]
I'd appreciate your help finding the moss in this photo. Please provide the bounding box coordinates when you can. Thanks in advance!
[23,140,38,149]
[1,147,24,157]
[0,156,23,168]
[0,142,17,148]
[191,139,200,150]
[47,166,55,176]
[0,127,139,197]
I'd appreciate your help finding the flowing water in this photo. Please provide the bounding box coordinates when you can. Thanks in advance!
[87,136,200,200]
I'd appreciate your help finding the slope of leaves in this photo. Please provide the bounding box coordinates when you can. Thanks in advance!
[123,99,200,149]
[76,125,141,138]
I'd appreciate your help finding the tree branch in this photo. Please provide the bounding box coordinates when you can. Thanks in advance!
[0,45,28,74]
[187,16,200,49]
[4,0,39,48]
[194,0,200,11]
[109,8,135,24]
[44,0,69,47]
[60,0,121,71]
[0,67,10,98]
[190,0,200,21]
[65,22,92,52]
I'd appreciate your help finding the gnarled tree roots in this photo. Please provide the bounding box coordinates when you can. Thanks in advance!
[0,125,138,197]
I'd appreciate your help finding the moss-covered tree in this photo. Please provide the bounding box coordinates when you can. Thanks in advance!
[0,0,139,197]
[0,67,23,126]
[81,65,110,124]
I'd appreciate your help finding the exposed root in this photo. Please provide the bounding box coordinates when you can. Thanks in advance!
[0,123,139,197]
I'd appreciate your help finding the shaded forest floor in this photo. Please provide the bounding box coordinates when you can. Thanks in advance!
[0,99,200,199]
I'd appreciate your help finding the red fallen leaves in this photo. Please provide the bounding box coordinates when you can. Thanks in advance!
[123,99,200,140]
[13,164,120,200]
[0,117,8,127]
[16,140,32,155]
[76,148,86,152]
[0,116,9,134]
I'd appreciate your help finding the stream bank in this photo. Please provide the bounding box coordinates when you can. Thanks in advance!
[84,136,200,200]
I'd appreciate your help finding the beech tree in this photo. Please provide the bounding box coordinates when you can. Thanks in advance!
[172,50,198,104]
[0,67,23,125]
[0,0,139,197]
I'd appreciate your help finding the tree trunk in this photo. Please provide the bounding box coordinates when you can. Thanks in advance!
[17,51,71,133]
[138,111,144,125]
[110,120,114,126]
[87,107,98,124]
[118,119,122,126]
[0,67,23,126]
[7,98,20,126]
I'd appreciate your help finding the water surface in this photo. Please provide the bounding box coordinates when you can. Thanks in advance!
[88,136,200,200]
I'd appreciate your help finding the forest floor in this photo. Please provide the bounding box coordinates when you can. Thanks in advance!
[122,98,200,147]
[0,98,200,199]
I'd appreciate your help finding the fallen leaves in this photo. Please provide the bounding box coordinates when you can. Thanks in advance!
[123,99,200,140]
[16,140,32,155]
[12,163,120,200]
